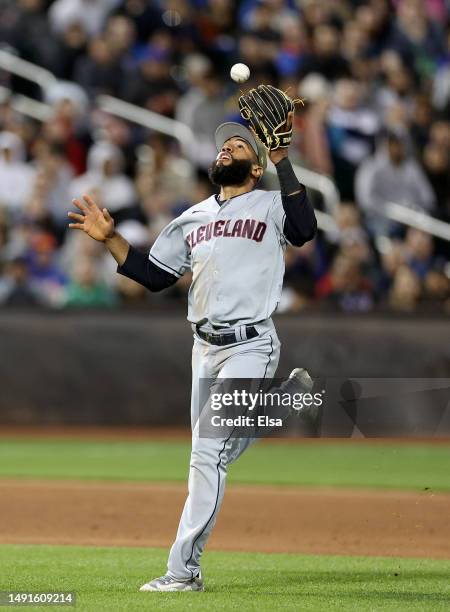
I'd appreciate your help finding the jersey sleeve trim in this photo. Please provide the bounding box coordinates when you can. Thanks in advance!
[117,246,178,292]
[281,212,291,246]
[149,252,184,278]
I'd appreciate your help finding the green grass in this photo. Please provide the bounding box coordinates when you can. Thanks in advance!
[0,545,449,611]
[0,439,449,490]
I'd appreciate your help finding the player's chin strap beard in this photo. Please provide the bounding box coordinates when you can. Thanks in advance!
[208,158,253,187]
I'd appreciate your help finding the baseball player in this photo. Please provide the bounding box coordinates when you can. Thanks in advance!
[68,85,317,592]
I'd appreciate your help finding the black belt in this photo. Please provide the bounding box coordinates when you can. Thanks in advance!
[195,324,259,346]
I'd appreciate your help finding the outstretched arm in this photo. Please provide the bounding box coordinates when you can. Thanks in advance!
[240,89,317,247]
[270,145,317,248]
[68,194,177,292]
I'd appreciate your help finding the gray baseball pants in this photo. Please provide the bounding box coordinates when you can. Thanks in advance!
[167,318,280,579]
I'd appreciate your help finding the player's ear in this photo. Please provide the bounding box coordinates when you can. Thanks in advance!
[251,164,263,181]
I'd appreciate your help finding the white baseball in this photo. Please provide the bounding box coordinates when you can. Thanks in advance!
[230,63,250,83]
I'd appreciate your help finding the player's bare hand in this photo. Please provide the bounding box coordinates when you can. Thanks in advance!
[68,194,115,242]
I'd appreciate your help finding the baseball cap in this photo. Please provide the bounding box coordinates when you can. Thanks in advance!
[215,122,267,170]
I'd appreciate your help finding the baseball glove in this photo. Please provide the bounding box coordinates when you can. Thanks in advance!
[238,84,303,151]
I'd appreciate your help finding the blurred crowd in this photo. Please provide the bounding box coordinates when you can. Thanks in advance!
[0,0,449,313]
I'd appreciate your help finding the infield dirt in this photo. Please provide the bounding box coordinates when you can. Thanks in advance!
[1,479,449,559]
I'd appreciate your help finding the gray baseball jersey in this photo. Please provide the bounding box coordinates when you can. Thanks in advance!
[149,189,289,327]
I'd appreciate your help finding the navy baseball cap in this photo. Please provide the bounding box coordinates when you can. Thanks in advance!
[215,122,267,170]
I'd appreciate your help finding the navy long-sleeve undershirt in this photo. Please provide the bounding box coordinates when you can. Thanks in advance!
[117,246,178,292]
[276,157,317,247]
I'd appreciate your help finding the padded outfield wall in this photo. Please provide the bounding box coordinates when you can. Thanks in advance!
[0,311,449,433]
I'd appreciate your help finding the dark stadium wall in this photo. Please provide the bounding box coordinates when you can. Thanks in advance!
[0,312,448,434]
